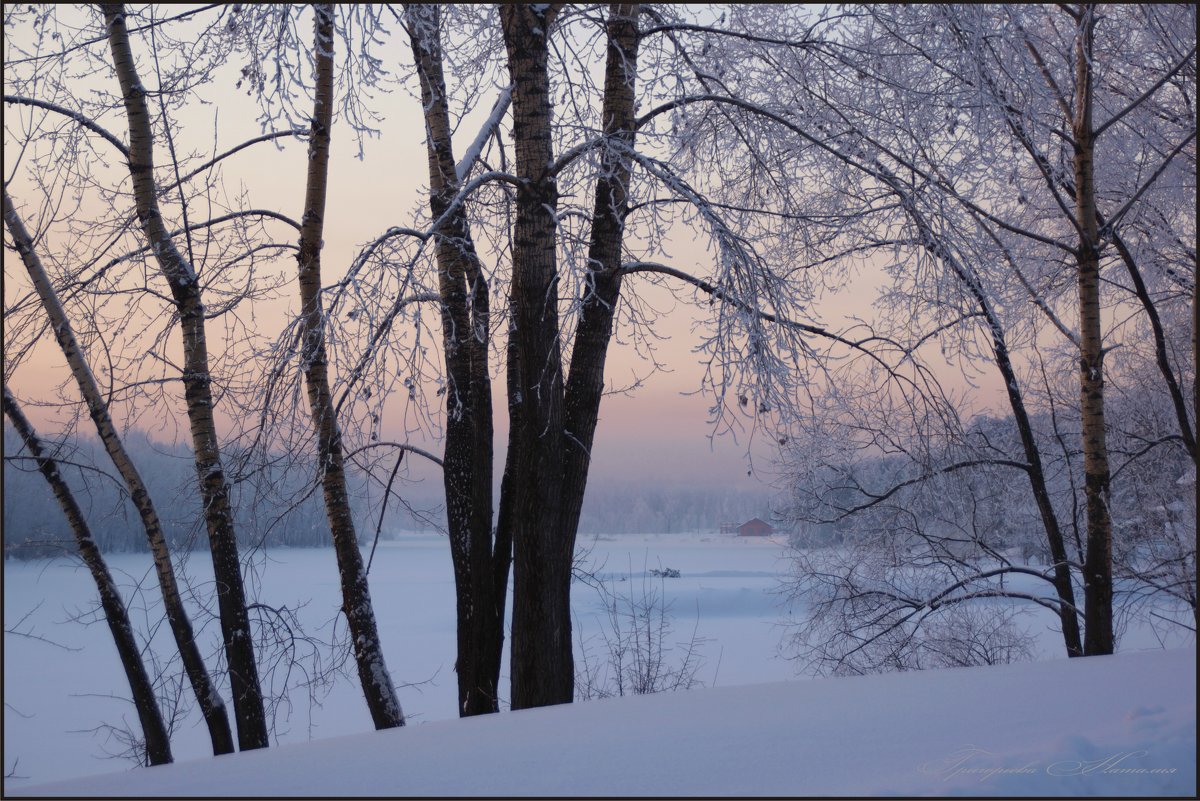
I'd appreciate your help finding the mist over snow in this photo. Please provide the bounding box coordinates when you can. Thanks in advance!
[2,1,1195,798]
[2,426,776,553]
[4,534,1195,796]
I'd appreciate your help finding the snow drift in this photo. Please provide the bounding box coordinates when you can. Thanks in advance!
[14,647,1195,797]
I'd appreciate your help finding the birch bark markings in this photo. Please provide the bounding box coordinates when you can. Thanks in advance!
[3,189,236,755]
[1070,4,1114,656]
[296,4,404,730]
[404,4,504,717]
[2,386,173,767]
[101,3,269,749]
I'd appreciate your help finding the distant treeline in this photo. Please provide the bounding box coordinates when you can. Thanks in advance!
[575,482,775,534]
[1,426,416,558]
[784,407,1196,564]
[3,426,777,558]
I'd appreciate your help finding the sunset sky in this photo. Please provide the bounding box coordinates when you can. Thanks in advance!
[2,5,1007,495]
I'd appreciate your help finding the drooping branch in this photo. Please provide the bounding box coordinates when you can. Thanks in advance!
[617,261,899,357]
[4,4,222,67]
[343,440,445,468]
[161,128,309,192]
[634,91,1077,254]
[820,458,1032,522]
[3,94,129,157]
[331,290,442,417]
[70,209,301,299]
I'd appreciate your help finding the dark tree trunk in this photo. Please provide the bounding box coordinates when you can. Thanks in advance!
[1109,231,1196,459]
[500,3,573,710]
[876,158,1086,658]
[3,386,173,767]
[404,4,505,717]
[1071,4,1114,656]
[990,327,1085,657]
[557,3,640,556]
[3,189,236,754]
[102,3,269,749]
[500,3,641,710]
[296,4,405,730]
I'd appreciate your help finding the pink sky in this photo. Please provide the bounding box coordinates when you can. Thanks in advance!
[2,6,1006,493]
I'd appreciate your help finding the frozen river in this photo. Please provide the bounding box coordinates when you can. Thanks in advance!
[3,532,795,786]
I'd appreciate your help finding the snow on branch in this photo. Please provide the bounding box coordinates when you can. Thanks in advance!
[455,86,512,183]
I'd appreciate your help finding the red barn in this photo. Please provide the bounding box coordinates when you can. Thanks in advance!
[737,517,775,537]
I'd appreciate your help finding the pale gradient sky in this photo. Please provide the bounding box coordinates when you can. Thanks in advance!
[2,5,1007,495]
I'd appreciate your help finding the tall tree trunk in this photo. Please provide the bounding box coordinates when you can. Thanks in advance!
[296,4,404,730]
[1071,4,1114,656]
[404,4,504,717]
[878,157,1086,658]
[500,3,573,710]
[102,3,269,749]
[3,189,236,754]
[557,4,640,563]
[3,386,173,767]
[1193,234,1198,630]
[499,3,642,710]
[990,328,1085,656]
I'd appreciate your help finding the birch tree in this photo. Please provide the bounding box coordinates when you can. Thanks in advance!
[100,2,268,749]
[760,3,1194,666]
[294,4,404,729]
[890,2,1195,655]
[4,2,406,743]
[2,385,173,766]
[3,188,236,754]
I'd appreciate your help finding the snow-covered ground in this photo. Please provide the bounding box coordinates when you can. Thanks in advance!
[3,532,1196,796]
[3,532,791,787]
[13,648,1197,797]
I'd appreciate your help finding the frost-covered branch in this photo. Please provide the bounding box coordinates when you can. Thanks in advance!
[3,94,129,157]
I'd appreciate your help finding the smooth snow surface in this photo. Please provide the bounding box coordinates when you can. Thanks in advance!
[3,534,795,786]
[14,647,1196,797]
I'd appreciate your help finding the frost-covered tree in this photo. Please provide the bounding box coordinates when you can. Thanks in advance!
[98,2,269,749]
[387,3,888,709]
[7,3,1189,737]
[4,2,329,750]
[761,3,1195,668]
[291,3,404,730]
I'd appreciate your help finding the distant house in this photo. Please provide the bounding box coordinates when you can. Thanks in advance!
[737,517,775,537]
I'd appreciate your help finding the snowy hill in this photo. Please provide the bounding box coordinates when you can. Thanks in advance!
[14,647,1195,797]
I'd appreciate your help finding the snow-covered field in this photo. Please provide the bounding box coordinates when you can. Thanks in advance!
[13,648,1198,797]
[3,532,792,788]
[3,532,1195,796]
